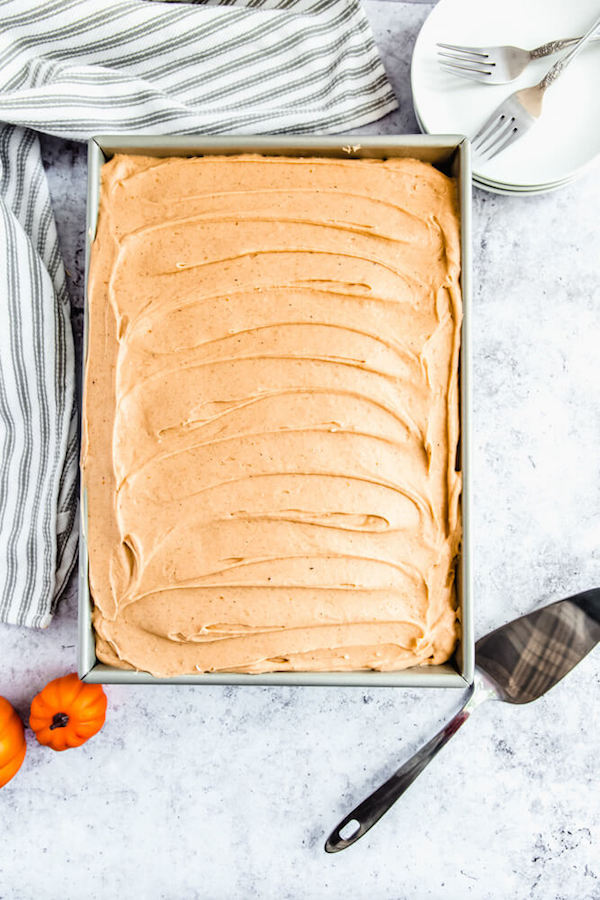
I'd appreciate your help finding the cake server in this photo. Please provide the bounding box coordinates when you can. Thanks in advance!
[325,587,600,853]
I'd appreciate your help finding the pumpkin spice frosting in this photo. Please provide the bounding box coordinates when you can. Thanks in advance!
[83,153,462,676]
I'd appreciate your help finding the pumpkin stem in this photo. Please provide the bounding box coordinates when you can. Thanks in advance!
[49,712,69,730]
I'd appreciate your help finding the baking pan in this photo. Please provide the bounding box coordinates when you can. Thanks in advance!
[79,134,473,686]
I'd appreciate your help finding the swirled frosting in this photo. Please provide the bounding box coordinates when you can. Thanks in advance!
[83,153,462,676]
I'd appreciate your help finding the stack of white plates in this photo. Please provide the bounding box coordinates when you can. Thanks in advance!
[411,0,600,195]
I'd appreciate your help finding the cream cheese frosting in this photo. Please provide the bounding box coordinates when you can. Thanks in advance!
[83,153,462,676]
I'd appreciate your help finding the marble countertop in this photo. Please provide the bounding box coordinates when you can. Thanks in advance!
[1,2,599,898]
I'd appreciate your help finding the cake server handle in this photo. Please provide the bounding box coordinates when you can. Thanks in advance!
[324,674,494,853]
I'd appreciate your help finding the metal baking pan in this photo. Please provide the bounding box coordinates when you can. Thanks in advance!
[79,134,473,687]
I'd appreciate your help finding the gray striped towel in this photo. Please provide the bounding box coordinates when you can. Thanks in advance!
[0,0,397,627]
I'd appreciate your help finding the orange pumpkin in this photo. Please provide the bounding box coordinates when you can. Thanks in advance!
[30,673,107,752]
[0,696,26,787]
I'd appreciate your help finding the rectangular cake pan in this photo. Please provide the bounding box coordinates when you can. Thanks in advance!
[79,134,473,687]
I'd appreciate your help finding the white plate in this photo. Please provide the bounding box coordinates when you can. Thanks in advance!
[411,0,600,190]
[473,176,575,196]
[474,173,575,190]
[412,105,574,195]
[412,98,574,192]
[473,167,580,189]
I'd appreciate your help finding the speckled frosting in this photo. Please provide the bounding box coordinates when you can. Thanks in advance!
[83,153,462,676]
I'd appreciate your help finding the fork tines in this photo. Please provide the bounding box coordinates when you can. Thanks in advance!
[471,109,519,160]
[436,42,495,79]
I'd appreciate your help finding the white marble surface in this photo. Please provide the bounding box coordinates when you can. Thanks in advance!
[1,2,599,898]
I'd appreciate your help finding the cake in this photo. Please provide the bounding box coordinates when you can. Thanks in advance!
[83,153,462,676]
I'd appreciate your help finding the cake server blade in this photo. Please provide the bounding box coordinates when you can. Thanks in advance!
[475,588,600,703]
[324,588,600,853]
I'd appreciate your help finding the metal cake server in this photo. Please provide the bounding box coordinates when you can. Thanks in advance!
[325,588,600,853]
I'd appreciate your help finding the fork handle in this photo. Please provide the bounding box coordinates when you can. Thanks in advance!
[531,33,600,58]
[538,14,600,90]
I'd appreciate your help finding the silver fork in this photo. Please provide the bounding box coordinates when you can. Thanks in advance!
[471,11,600,162]
[438,33,600,84]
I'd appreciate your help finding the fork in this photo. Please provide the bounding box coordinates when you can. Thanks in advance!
[471,11,600,162]
[438,33,600,84]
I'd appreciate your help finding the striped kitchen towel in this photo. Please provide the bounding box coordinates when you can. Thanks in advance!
[0,0,397,627]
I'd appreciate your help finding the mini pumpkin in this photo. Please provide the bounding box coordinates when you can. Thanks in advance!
[0,696,26,787]
[30,673,107,752]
